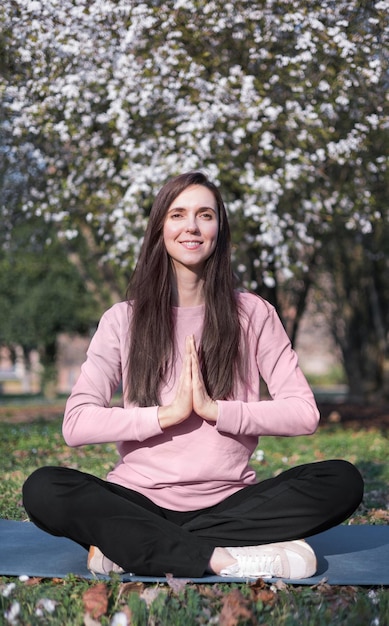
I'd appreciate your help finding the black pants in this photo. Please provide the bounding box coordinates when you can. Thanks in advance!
[22,460,363,577]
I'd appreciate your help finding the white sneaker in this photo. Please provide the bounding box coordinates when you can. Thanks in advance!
[87,545,126,575]
[220,540,317,579]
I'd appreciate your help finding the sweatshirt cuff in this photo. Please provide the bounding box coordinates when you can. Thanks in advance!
[215,400,242,435]
[131,406,163,441]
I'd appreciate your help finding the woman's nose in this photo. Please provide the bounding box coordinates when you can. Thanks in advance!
[186,219,200,233]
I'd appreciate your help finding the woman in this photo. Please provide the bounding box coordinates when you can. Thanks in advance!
[23,172,363,580]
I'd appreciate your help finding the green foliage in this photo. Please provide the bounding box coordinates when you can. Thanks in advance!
[124,592,148,625]
[0,218,98,347]
[0,217,100,392]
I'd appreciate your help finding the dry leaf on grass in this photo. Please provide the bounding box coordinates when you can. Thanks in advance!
[82,582,108,619]
[197,584,224,599]
[271,579,288,591]
[311,577,330,592]
[250,577,277,605]
[23,577,43,586]
[251,587,277,607]
[165,572,191,593]
[370,508,389,523]
[141,586,167,607]
[118,581,145,599]
[318,585,358,600]
[313,585,358,615]
[219,588,254,626]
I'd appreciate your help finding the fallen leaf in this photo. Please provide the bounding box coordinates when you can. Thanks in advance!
[197,584,224,599]
[311,577,330,591]
[24,577,43,586]
[271,579,288,592]
[370,509,389,523]
[251,587,277,607]
[249,578,268,591]
[118,581,145,599]
[219,588,254,626]
[82,582,108,619]
[165,573,190,593]
[140,586,166,608]
[250,577,277,605]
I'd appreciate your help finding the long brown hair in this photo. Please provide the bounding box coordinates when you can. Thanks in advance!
[126,171,244,406]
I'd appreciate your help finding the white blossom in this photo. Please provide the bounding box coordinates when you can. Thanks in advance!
[111,612,129,626]
[253,449,265,462]
[4,602,20,625]
[1,584,16,598]
[1,0,387,284]
[35,598,57,616]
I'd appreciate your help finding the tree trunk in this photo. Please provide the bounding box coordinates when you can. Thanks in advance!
[320,228,388,401]
[39,340,58,399]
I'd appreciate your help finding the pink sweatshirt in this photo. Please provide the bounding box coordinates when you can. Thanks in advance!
[63,292,320,511]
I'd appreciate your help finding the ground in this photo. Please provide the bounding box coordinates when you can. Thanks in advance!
[318,401,389,429]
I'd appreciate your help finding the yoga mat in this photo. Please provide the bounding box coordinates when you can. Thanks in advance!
[0,520,388,586]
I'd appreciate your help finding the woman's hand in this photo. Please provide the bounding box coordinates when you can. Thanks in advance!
[189,335,218,422]
[157,336,193,429]
[158,335,218,429]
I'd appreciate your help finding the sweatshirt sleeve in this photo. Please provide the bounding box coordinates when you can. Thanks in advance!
[216,301,320,437]
[62,305,163,447]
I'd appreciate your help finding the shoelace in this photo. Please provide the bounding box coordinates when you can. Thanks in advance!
[235,551,283,577]
[220,544,290,578]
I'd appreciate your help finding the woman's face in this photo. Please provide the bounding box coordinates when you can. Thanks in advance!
[163,185,219,274]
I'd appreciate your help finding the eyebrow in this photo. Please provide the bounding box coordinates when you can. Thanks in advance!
[167,206,217,213]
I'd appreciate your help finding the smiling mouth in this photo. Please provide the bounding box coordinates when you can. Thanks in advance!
[180,241,202,249]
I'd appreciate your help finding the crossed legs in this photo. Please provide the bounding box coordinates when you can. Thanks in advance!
[22,460,363,577]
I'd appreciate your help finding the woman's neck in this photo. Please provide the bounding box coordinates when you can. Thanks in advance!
[171,271,205,307]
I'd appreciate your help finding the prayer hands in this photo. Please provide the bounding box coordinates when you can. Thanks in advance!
[158,335,218,429]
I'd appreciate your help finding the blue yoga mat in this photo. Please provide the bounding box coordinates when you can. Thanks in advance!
[0,520,388,585]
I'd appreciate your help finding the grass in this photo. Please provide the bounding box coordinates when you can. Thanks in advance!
[305,364,347,388]
[0,410,388,625]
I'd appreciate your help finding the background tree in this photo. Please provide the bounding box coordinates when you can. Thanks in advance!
[316,214,389,399]
[0,218,99,394]
[1,0,388,398]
